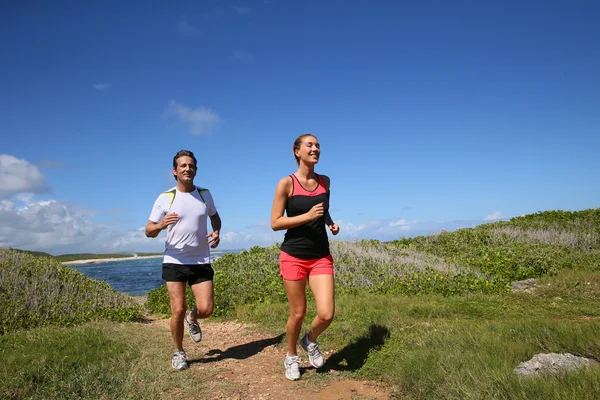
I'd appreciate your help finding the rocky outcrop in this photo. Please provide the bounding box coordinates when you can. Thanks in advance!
[514,353,600,377]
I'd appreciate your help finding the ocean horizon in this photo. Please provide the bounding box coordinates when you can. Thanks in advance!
[69,250,242,295]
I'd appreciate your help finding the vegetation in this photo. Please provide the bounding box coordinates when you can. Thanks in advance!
[148,209,600,316]
[7,248,54,259]
[0,248,143,334]
[0,321,209,399]
[2,208,599,398]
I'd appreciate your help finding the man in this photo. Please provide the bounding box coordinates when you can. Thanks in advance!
[145,149,222,370]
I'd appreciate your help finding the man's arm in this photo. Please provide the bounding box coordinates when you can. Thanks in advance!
[207,212,222,248]
[145,212,180,238]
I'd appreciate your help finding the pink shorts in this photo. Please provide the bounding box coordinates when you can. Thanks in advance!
[279,251,334,280]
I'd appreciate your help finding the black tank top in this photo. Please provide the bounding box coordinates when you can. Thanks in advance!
[280,173,330,259]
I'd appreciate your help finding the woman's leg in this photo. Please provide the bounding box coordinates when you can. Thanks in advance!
[307,274,335,341]
[283,278,307,356]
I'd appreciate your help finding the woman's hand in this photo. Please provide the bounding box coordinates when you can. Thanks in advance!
[329,223,340,235]
[306,202,324,221]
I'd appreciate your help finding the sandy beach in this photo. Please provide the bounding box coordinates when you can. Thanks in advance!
[62,255,163,265]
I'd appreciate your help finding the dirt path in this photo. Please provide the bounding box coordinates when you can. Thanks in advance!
[149,317,392,399]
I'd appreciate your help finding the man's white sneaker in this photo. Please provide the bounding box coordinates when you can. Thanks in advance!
[184,310,202,342]
[172,351,189,370]
[284,355,301,380]
[301,333,324,369]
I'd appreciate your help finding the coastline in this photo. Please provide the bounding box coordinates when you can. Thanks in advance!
[62,255,163,265]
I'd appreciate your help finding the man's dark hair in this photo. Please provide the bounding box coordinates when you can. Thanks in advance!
[172,150,197,180]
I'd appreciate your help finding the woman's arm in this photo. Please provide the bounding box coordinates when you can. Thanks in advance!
[271,176,324,231]
[320,174,340,235]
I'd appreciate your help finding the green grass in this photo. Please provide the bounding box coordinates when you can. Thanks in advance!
[237,269,600,399]
[3,208,600,398]
[0,321,211,400]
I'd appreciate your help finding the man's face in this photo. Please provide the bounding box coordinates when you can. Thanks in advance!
[173,156,197,183]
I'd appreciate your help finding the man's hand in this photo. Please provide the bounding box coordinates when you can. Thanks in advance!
[161,212,179,229]
[329,223,339,235]
[145,212,179,238]
[207,231,220,248]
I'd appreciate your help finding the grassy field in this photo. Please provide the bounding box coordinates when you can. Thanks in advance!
[237,269,600,398]
[1,208,599,399]
[0,321,211,399]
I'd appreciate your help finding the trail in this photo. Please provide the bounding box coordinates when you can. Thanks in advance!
[149,317,392,400]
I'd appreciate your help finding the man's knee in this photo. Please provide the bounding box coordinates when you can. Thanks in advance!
[171,304,186,318]
[195,304,213,318]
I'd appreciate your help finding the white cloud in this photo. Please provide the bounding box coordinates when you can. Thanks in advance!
[246,220,271,230]
[178,20,199,36]
[233,50,255,61]
[484,212,506,221]
[93,83,112,91]
[388,219,419,231]
[164,100,222,135]
[0,154,49,198]
[0,191,504,254]
[332,217,492,242]
[0,199,16,212]
[0,199,163,254]
[0,198,279,254]
[234,6,250,13]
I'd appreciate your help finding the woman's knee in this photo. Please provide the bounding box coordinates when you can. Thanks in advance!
[318,309,335,324]
[289,307,307,321]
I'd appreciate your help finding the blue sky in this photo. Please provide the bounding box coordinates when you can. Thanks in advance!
[1,0,599,255]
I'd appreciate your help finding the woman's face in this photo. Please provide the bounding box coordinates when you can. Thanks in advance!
[295,135,320,165]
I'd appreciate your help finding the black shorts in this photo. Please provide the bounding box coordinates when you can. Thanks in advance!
[162,263,214,286]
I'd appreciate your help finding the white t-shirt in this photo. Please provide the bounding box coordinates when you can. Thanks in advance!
[149,186,217,264]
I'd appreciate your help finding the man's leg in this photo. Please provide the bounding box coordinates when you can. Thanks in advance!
[166,281,188,351]
[188,280,214,320]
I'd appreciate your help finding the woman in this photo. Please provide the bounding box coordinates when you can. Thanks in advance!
[271,134,340,381]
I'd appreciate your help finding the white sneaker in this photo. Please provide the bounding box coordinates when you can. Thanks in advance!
[172,351,189,370]
[284,355,301,380]
[185,310,202,342]
[301,333,324,369]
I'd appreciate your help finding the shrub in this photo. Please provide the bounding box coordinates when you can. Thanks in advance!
[0,248,142,333]
[147,209,600,317]
[147,245,284,317]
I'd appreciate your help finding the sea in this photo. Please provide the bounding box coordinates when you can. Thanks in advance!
[69,250,242,296]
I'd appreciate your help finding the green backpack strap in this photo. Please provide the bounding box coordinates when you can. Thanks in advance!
[162,189,177,210]
[197,188,208,204]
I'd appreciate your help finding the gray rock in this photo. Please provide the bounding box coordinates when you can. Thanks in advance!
[511,278,538,293]
[514,353,600,377]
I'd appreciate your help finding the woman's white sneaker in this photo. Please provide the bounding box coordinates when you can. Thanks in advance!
[284,355,301,380]
[301,333,324,369]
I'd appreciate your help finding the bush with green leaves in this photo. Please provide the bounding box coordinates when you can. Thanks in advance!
[147,245,284,316]
[147,208,600,316]
[0,248,142,333]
